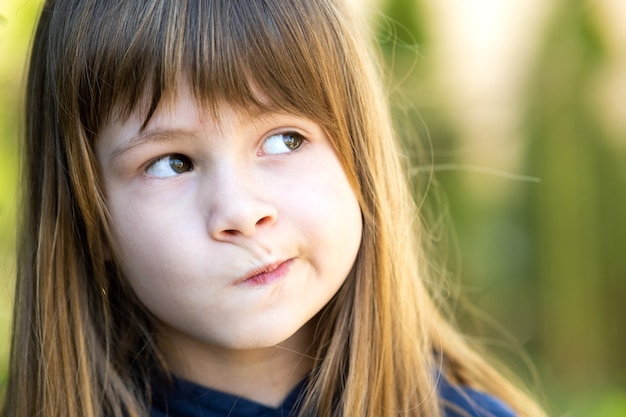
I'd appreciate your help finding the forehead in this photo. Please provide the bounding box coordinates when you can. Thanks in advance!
[103,78,292,140]
[109,83,270,132]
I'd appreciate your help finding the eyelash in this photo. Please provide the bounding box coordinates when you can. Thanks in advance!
[260,130,306,155]
[144,154,194,178]
[143,130,307,178]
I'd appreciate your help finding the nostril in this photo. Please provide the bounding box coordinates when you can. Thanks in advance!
[256,215,275,228]
[209,201,278,240]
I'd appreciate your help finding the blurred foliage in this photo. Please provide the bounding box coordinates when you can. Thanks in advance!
[1,0,625,416]
[379,0,626,416]
[0,0,43,389]
[524,0,626,412]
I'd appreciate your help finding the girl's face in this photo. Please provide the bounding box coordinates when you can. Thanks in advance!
[96,84,362,358]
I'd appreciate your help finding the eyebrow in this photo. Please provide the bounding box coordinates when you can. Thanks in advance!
[110,128,199,161]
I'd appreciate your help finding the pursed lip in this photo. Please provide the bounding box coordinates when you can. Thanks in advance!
[234,258,294,286]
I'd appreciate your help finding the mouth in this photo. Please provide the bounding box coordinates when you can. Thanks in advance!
[235,259,294,286]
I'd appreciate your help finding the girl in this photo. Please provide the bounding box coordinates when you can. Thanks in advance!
[1,0,548,416]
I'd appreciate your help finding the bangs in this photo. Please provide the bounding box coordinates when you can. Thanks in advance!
[59,0,349,135]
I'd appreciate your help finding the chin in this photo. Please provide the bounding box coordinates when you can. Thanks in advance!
[215,320,313,353]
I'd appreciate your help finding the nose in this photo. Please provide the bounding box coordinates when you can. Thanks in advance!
[206,167,278,241]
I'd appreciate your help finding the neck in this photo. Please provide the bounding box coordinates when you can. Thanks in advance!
[159,322,316,407]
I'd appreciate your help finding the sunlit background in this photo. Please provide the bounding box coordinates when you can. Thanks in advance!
[1,0,625,415]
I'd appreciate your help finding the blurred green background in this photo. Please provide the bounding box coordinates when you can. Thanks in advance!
[1,0,624,415]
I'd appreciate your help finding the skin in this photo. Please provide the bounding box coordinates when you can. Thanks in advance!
[96,84,363,406]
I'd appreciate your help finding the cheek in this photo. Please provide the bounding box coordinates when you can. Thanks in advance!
[299,162,363,274]
[106,199,177,285]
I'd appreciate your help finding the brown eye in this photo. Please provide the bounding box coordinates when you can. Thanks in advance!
[146,154,193,177]
[283,133,303,150]
[169,155,193,173]
[262,132,304,155]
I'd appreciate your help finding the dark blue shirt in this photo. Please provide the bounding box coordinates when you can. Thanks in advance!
[150,375,516,417]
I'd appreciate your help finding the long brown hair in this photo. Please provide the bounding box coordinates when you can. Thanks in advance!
[2,0,546,416]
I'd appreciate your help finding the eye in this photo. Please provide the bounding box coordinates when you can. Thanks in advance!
[261,131,305,155]
[145,154,193,178]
